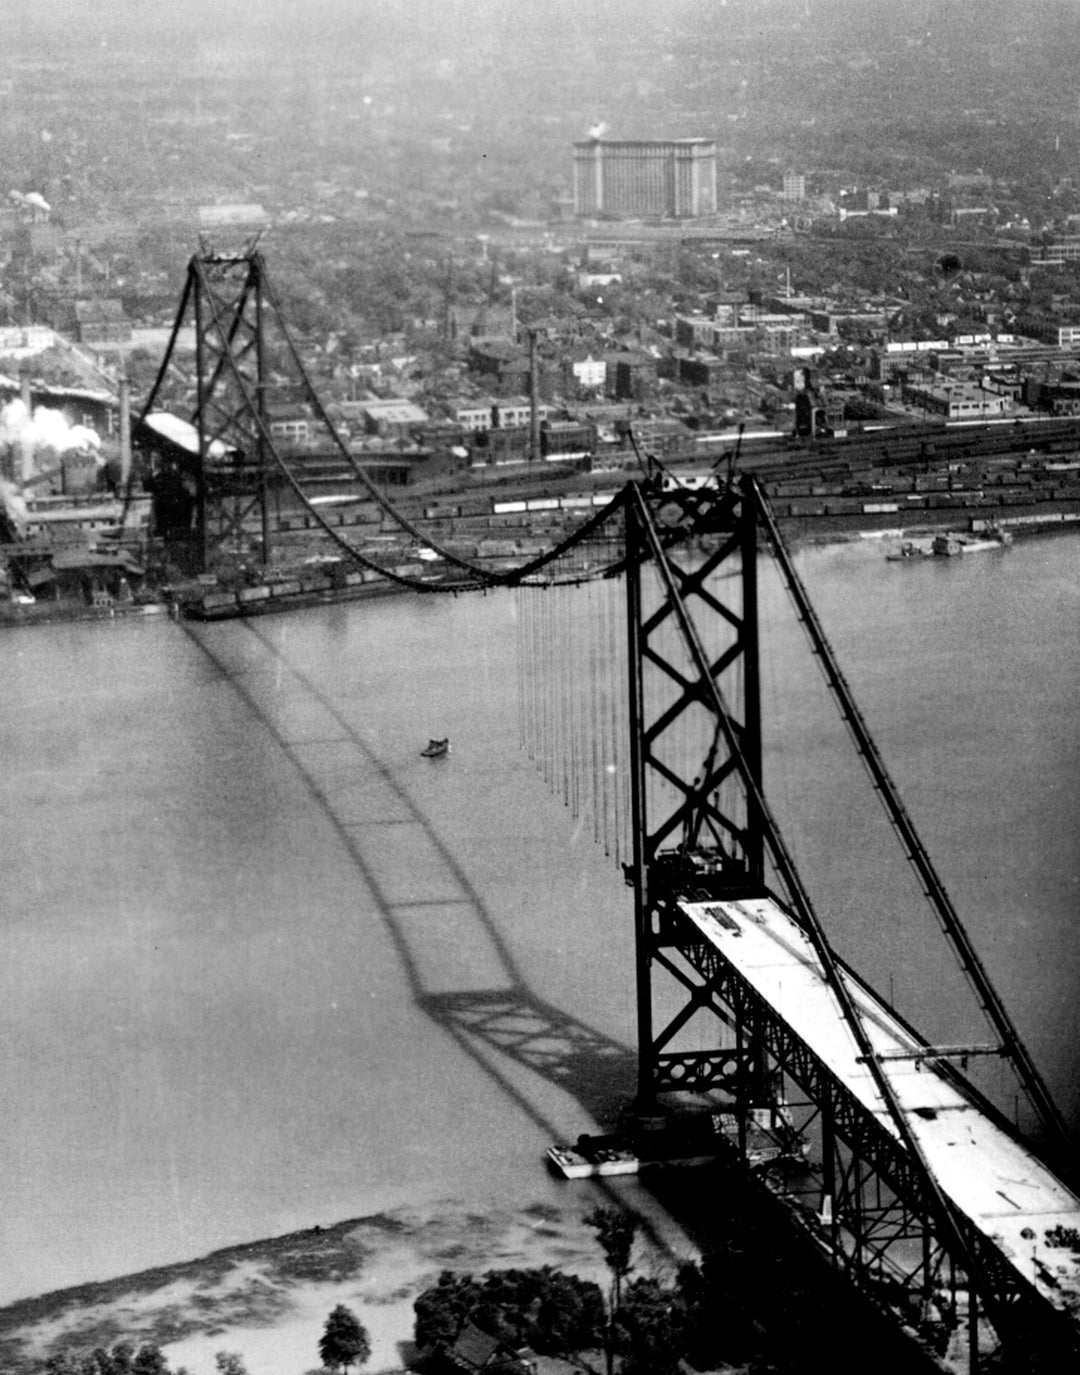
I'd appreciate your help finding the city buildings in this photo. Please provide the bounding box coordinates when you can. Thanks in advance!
[573,139,717,219]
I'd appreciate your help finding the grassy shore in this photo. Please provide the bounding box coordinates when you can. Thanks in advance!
[0,1200,640,1375]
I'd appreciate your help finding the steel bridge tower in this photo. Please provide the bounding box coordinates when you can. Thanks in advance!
[623,473,765,1107]
[622,474,1079,1373]
[140,247,275,571]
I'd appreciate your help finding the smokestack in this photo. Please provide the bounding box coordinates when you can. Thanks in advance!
[528,329,540,465]
[119,374,131,488]
[19,374,33,483]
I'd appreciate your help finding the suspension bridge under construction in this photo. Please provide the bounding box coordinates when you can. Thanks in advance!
[126,248,1080,1372]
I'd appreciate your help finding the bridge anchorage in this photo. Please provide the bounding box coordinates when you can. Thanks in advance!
[139,247,1079,1372]
[601,474,1080,1374]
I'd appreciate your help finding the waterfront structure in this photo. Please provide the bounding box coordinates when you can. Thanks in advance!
[573,138,717,219]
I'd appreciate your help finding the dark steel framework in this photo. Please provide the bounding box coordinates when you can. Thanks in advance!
[623,474,1079,1373]
[141,247,274,570]
[138,247,628,590]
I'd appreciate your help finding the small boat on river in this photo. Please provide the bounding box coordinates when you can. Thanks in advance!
[421,737,450,758]
[887,529,1013,561]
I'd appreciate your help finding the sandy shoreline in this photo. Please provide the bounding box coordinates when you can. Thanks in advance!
[0,1196,694,1375]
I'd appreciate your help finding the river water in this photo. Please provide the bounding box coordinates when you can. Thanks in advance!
[1,532,1077,1306]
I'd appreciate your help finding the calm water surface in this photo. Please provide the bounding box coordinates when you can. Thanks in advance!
[0,532,1077,1304]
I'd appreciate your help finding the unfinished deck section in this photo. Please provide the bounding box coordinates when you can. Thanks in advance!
[678,895,1080,1331]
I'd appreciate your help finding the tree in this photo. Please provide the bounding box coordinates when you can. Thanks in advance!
[318,1304,371,1374]
[585,1207,637,1311]
[213,1356,249,1375]
[414,1271,481,1353]
[585,1207,639,1375]
[614,1277,688,1375]
[44,1357,86,1375]
[131,1347,169,1375]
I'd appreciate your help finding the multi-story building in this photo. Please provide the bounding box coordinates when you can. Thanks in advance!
[492,399,550,429]
[782,172,806,202]
[453,402,494,433]
[357,399,429,440]
[901,379,1008,420]
[573,139,717,219]
[1024,378,1080,415]
[564,352,607,393]
[1015,313,1080,348]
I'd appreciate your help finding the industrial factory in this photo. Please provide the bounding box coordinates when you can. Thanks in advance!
[0,344,147,612]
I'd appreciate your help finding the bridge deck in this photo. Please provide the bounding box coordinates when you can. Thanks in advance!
[679,895,1080,1317]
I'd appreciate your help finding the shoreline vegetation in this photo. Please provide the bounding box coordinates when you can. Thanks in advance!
[0,1173,949,1375]
[0,1203,642,1375]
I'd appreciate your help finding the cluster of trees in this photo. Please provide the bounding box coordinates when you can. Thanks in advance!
[410,1195,941,1375]
[414,1266,606,1358]
[43,1344,175,1375]
[42,1346,256,1375]
[411,1207,722,1375]
[40,1306,371,1375]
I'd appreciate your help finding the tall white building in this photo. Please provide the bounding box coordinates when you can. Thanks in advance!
[573,139,717,219]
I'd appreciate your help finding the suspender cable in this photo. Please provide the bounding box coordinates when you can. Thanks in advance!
[748,474,1075,1173]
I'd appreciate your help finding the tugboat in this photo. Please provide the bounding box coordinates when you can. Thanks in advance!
[421,737,451,758]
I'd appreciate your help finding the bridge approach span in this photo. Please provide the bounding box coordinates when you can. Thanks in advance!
[680,894,1080,1333]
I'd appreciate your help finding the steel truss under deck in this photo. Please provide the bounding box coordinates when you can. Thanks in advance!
[623,473,1080,1372]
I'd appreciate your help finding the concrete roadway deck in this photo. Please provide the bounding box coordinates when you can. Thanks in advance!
[679,895,1080,1322]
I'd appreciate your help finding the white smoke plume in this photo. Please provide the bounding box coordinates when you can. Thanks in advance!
[8,189,51,215]
[0,398,101,484]
[0,478,29,536]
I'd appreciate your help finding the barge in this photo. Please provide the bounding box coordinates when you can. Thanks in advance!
[547,1108,808,1181]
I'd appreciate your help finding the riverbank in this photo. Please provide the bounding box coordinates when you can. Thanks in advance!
[3,475,1078,628]
[0,1200,647,1375]
[0,1170,948,1375]
[6,503,1075,629]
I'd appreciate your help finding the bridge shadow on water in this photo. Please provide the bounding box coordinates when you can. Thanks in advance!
[184,616,638,1141]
